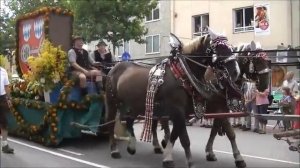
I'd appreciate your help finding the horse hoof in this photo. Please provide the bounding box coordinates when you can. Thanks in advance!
[289,146,298,151]
[206,153,217,161]
[161,140,167,149]
[127,147,136,155]
[111,151,121,159]
[162,161,175,168]
[154,147,163,154]
[235,160,246,168]
[188,162,195,168]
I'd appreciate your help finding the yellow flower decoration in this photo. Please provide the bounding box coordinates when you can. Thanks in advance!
[24,40,68,91]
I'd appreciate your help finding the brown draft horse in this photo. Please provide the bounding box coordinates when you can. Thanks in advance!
[202,41,270,168]
[157,41,270,168]
[104,28,241,168]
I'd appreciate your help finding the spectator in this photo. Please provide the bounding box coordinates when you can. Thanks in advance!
[279,87,295,131]
[256,87,270,134]
[0,66,14,154]
[242,81,258,132]
[282,71,298,96]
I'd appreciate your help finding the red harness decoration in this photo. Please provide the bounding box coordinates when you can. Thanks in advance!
[169,58,195,96]
[140,60,167,142]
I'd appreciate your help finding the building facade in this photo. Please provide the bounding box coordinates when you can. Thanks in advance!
[172,0,299,48]
[172,0,300,86]
[122,0,172,63]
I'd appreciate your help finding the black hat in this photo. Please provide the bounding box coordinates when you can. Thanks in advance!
[96,40,107,47]
[72,35,84,43]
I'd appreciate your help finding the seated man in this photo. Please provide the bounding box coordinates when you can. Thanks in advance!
[68,36,102,95]
[89,40,113,75]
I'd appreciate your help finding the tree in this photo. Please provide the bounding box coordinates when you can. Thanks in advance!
[1,0,158,56]
[0,10,15,54]
[66,0,158,55]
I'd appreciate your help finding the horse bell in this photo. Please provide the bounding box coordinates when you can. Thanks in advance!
[158,79,164,85]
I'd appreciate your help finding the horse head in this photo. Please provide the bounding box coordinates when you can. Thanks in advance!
[207,27,240,83]
[237,41,270,92]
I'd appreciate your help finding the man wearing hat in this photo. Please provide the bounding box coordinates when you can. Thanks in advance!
[89,40,113,75]
[68,36,103,96]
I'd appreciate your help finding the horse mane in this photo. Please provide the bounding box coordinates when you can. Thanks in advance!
[182,35,210,55]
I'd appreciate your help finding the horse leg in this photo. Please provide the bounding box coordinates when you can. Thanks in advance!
[162,126,178,168]
[179,122,194,168]
[104,76,121,158]
[205,119,220,161]
[105,99,121,158]
[222,119,246,168]
[126,117,137,155]
[152,119,163,154]
[161,118,170,149]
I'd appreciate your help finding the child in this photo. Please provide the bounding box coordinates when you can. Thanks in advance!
[256,87,270,134]
[279,87,295,131]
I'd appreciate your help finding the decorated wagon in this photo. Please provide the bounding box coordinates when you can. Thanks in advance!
[7,7,106,146]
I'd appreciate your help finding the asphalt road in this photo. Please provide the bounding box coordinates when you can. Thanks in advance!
[1,122,300,168]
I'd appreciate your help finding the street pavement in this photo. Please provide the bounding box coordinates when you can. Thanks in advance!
[1,121,300,168]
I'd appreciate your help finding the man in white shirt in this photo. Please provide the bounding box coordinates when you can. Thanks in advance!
[282,71,298,96]
[0,67,14,153]
[68,36,103,95]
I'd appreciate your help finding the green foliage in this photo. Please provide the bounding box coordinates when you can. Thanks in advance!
[66,0,158,50]
[0,54,9,67]
[1,0,157,55]
[0,13,15,54]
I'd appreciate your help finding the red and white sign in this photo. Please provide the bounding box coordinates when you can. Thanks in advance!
[18,16,44,74]
[254,3,271,36]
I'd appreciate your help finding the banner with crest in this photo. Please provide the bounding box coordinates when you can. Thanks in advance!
[18,16,44,74]
[254,3,271,36]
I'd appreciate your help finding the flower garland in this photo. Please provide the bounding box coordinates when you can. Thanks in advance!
[10,79,104,146]
[10,80,43,100]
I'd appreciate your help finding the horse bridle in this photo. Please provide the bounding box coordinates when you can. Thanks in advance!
[243,51,270,75]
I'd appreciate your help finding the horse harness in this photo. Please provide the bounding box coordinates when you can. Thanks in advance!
[140,49,241,142]
[242,51,270,75]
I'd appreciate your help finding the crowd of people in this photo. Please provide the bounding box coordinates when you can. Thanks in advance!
[198,71,299,134]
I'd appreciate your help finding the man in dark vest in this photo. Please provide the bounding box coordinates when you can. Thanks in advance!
[68,36,103,96]
[89,40,113,75]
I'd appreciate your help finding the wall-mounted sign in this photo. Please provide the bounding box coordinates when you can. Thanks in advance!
[254,3,271,36]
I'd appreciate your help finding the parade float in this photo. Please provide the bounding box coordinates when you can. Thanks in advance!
[7,7,106,146]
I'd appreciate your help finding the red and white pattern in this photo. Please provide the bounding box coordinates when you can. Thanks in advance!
[256,52,268,60]
[140,61,167,142]
[140,86,156,142]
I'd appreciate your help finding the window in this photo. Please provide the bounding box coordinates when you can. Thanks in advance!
[145,35,160,54]
[193,14,209,37]
[233,7,254,33]
[117,41,130,57]
[146,3,160,22]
